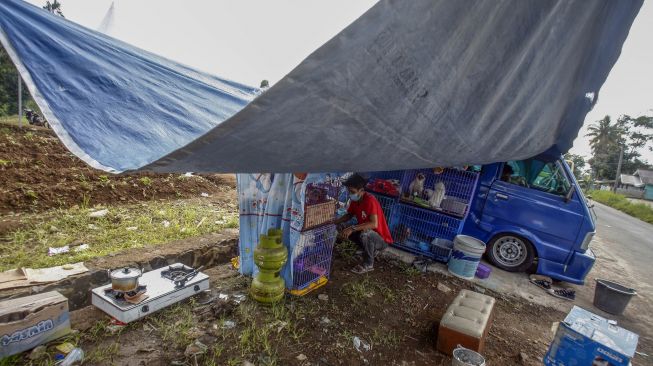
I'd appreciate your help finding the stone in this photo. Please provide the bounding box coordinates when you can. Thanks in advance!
[519,352,529,365]
[437,282,452,293]
[318,293,329,301]
[296,354,308,361]
[28,345,46,360]
[89,209,108,218]
[184,340,208,357]
[242,361,255,366]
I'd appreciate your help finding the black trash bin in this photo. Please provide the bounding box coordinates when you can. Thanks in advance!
[593,279,637,315]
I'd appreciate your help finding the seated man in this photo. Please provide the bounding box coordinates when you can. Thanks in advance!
[334,174,393,274]
[501,164,528,187]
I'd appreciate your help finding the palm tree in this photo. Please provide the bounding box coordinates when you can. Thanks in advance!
[43,0,64,17]
[585,116,627,152]
[585,116,627,180]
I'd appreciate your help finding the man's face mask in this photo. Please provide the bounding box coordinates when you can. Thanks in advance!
[349,189,362,202]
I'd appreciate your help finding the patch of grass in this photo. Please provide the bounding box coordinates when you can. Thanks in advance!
[589,190,653,224]
[399,262,422,277]
[335,240,358,261]
[0,159,11,167]
[370,327,402,349]
[98,175,110,184]
[0,200,239,271]
[0,355,23,366]
[342,277,397,304]
[151,301,197,349]
[139,176,152,186]
[85,342,120,364]
[23,189,38,200]
[0,115,28,127]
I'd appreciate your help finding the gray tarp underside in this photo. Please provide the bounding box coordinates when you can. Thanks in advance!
[1,0,643,173]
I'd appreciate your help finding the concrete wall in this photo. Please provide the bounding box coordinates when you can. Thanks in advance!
[616,187,645,199]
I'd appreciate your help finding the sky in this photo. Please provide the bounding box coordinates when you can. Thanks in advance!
[26,0,653,164]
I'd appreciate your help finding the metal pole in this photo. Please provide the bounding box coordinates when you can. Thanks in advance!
[17,76,23,128]
[612,146,623,193]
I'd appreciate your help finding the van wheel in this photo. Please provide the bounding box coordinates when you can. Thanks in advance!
[487,234,535,272]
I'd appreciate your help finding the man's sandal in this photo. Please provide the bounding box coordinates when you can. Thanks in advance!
[351,264,374,274]
[529,274,552,291]
[548,288,576,301]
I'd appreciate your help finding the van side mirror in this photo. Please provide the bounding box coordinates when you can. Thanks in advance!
[564,185,575,203]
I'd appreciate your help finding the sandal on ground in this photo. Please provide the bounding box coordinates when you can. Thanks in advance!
[529,274,552,291]
[351,264,374,274]
[548,288,576,301]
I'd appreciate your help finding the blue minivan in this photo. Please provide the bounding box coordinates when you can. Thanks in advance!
[462,157,596,284]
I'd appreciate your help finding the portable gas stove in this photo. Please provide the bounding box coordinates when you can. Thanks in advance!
[91,263,209,323]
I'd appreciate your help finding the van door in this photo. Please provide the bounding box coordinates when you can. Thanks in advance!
[481,159,583,263]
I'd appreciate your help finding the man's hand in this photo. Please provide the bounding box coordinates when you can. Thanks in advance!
[340,226,355,239]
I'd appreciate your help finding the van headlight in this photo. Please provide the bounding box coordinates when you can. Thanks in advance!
[580,231,595,251]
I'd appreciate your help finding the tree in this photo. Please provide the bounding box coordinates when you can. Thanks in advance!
[0,46,31,116]
[43,0,64,17]
[259,80,270,89]
[564,153,586,180]
[586,116,624,180]
[585,115,652,180]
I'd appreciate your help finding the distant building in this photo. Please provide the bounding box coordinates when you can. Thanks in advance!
[618,174,644,189]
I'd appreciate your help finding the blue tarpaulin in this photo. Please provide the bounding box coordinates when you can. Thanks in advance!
[0,0,643,173]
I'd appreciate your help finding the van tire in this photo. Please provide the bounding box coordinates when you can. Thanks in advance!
[486,234,535,273]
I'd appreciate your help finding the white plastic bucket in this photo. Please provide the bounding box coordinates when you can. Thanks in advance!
[447,235,486,280]
[452,345,485,366]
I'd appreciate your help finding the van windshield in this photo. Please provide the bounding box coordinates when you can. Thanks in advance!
[502,159,571,196]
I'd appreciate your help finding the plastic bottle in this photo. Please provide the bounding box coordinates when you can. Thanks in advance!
[59,348,84,366]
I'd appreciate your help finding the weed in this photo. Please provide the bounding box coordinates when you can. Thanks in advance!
[151,302,196,348]
[139,176,152,186]
[24,190,38,200]
[338,328,356,345]
[24,131,34,140]
[342,277,375,302]
[0,159,10,167]
[85,342,120,364]
[336,240,358,261]
[371,327,402,349]
[212,343,225,358]
[80,193,91,209]
[399,262,422,277]
[342,277,397,304]
[98,175,110,184]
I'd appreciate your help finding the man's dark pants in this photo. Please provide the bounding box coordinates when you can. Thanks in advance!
[349,229,388,267]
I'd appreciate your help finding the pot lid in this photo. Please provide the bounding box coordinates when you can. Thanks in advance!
[110,267,141,279]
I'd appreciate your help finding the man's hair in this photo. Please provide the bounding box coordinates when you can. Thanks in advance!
[343,173,367,190]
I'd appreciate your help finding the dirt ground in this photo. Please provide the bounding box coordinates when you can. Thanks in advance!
[33,246,562,366]
[0,123,235,215]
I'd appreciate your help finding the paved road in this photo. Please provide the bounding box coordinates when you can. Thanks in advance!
[591,202,653,285]
[576,201,653,358]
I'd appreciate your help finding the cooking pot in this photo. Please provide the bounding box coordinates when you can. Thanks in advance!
[108,267,142,292]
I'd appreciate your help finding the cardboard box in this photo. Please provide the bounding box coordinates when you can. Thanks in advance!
[544,306,638,366]
[0,291,71,358]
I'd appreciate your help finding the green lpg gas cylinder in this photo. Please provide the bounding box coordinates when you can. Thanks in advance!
[250,232,288,304]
